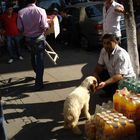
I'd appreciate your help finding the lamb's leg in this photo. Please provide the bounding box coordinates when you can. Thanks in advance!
[64,120,69,129]
[83,103,91,120]
[71,118,82,135]
[72,125,82,135]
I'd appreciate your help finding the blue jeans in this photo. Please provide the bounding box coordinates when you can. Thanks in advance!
[0,101,7,140]
[6,36,21,58]
[25,35,45,87]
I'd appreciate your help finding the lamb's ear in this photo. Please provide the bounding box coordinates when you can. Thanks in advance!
[89,84,94,92]
[90,79,98,92]
[93,79,98,88]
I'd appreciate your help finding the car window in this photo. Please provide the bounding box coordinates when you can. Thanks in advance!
[71,0,88,4]
[85,4,103,18]
[38,0,61,10]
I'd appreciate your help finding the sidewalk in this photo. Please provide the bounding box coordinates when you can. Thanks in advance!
[0,44,111,140]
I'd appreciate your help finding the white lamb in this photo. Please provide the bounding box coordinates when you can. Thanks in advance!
[63,76,98,135]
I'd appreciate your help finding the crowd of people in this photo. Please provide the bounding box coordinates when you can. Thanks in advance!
[0,0,78,61]
[0,0,139,139]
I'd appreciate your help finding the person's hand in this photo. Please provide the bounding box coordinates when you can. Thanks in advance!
[97,81,106,89]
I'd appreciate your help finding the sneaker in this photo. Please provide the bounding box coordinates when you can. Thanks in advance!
[19,56,23,60]
[8,59,14,64]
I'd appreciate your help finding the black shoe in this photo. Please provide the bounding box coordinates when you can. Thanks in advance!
[34,84,44,91]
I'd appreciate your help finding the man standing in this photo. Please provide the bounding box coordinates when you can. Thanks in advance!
[17,0,49,91]
[59,9,75,46]
[93,33,135,97]
[0,3,23,64]
[103,0,125,42]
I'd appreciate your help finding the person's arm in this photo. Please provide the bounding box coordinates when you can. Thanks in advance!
[97,74,123,89]
[93,48,105,81]
[115,5,125,13]
[17,13,24,32]
[93,63,104,82]
[115,5,130,16]
[40,9,49,32]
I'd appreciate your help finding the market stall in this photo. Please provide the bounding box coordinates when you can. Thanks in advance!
[85,79,140,140]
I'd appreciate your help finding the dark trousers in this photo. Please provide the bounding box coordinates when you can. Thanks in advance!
[6,36,21,59]
[25,35,45,87]
[99,70,118,95]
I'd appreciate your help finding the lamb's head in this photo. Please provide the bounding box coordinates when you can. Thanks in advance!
[81,76,98,93]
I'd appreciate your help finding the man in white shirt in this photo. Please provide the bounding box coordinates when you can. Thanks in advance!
[103,0,125,43]
[93,33,135,96]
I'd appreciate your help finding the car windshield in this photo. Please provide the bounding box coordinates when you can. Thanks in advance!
[38,0,61,9]
[85,4,103,18]
[39,0,60,2]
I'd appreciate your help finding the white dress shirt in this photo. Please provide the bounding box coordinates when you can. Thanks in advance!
[98,45,136,78]
[103,1,124,37]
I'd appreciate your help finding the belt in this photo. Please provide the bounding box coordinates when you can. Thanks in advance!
[26,34,44,39]
[26,34,45,43]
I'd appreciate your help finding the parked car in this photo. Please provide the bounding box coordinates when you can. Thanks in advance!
[65,1,126,50]
[70,0,88,5]
[37,0,62,11]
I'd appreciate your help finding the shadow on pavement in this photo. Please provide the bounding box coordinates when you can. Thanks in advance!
[13,121,86,140]
[0,61,97,98]
[4,100,87,140]
[0,77,35,98]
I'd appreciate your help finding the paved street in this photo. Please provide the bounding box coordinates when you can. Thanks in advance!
[0,43,134,140]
